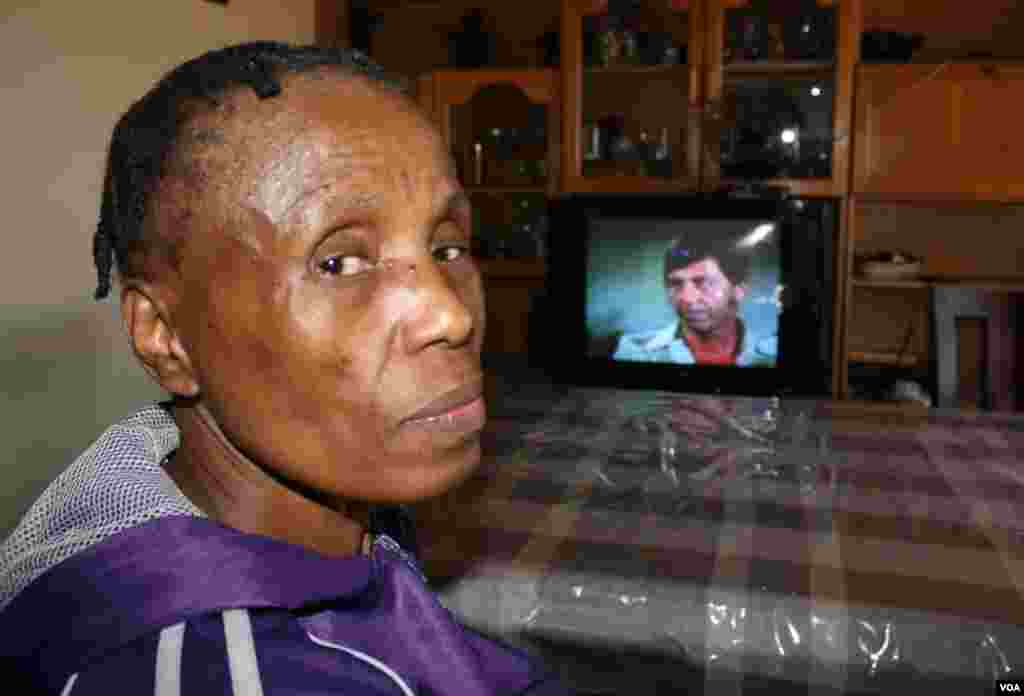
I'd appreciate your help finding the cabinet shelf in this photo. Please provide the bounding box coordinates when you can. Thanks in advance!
[565,175,695,193]
[852,278,930,290]
[725,60,835,76]
[853,277,1024,292]
[584,64,688,75]
[847,350,920,367]
[719,177,837,197]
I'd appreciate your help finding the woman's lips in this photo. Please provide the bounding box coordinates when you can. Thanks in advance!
[401,396,487,433]
[401,378,487,433]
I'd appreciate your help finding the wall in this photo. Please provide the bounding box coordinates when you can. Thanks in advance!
[0,0,317,536]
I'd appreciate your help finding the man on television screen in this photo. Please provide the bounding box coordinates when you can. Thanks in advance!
[612,233,776,366]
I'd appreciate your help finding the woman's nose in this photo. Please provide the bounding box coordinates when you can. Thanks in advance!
[382,257,477,353]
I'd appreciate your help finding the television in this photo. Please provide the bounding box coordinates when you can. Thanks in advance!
[538,191,836,397]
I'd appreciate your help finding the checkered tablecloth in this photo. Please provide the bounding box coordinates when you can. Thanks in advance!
[415,386,1024,694]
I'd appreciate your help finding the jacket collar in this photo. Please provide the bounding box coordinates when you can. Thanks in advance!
[644,320,683,351]
[647,319,749,358]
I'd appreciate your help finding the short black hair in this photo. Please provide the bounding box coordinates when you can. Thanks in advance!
[663,232,751,287]
[92,41,406,300]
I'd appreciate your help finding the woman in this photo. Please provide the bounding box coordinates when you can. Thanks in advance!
[0,42,570,695]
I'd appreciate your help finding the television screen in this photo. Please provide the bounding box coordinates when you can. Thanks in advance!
[540,193,836,398]
[586,216,781,368]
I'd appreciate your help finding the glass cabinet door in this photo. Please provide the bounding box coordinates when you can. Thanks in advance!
[704,0,856,195]
[562,0,704,192]
[425,71,557,261]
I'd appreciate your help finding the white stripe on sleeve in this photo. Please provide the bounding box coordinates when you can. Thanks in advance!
[223,609,266,696]
[60,673,78,696]
[155,621,186,696]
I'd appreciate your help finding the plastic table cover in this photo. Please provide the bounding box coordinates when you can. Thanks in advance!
[416,386,1024,694]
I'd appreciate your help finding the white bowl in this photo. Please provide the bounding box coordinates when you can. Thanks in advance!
[859,260,922,281]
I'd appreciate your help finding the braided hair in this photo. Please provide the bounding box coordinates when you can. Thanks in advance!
[92,42,406,300]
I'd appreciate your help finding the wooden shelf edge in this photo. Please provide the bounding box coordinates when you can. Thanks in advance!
[849,192,1024,206]
[817,400,932,422]
[585,64,689,74]
[562,175,694,193]
[724,60,835,76]
[853,277,1024,291]
[429,68,557,80]
[848,350,920,367]
[719,178,837,197]
[852,278,930,289]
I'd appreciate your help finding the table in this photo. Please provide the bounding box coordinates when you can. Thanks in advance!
[413,379,1024,695]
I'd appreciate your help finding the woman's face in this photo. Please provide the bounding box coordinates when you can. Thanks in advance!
[160,72,486,504]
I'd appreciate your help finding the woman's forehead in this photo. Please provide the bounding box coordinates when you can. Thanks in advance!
[199,74,433,164]
[180,74,448,215]
[151,74,453,272]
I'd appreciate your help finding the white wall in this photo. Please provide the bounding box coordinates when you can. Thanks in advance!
[0,0,317,535]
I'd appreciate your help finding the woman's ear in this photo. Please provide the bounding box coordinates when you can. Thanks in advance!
[121,283,200,398]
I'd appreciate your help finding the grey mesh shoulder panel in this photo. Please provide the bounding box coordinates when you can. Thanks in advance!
[0,404,204,609]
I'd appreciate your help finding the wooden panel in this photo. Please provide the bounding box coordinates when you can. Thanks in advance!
[482,278,542,356]
[956,317,985,409]
[853,64,1024,201]
[862,0,1024,60]
[831,0,861,197]
[847,285,930,365]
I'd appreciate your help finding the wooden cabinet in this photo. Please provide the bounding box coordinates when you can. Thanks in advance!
[559,0,862,195]
[841,63,1024,401]
[853,63,1024,201]
[407,6,1024,403]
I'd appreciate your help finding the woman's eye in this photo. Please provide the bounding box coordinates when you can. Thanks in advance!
[318,255,374,277]
[433,244,470,263]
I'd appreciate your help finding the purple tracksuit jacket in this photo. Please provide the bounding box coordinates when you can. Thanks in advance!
[0,405,572,695]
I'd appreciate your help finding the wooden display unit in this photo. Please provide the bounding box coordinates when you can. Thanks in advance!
[560,0,862,196]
